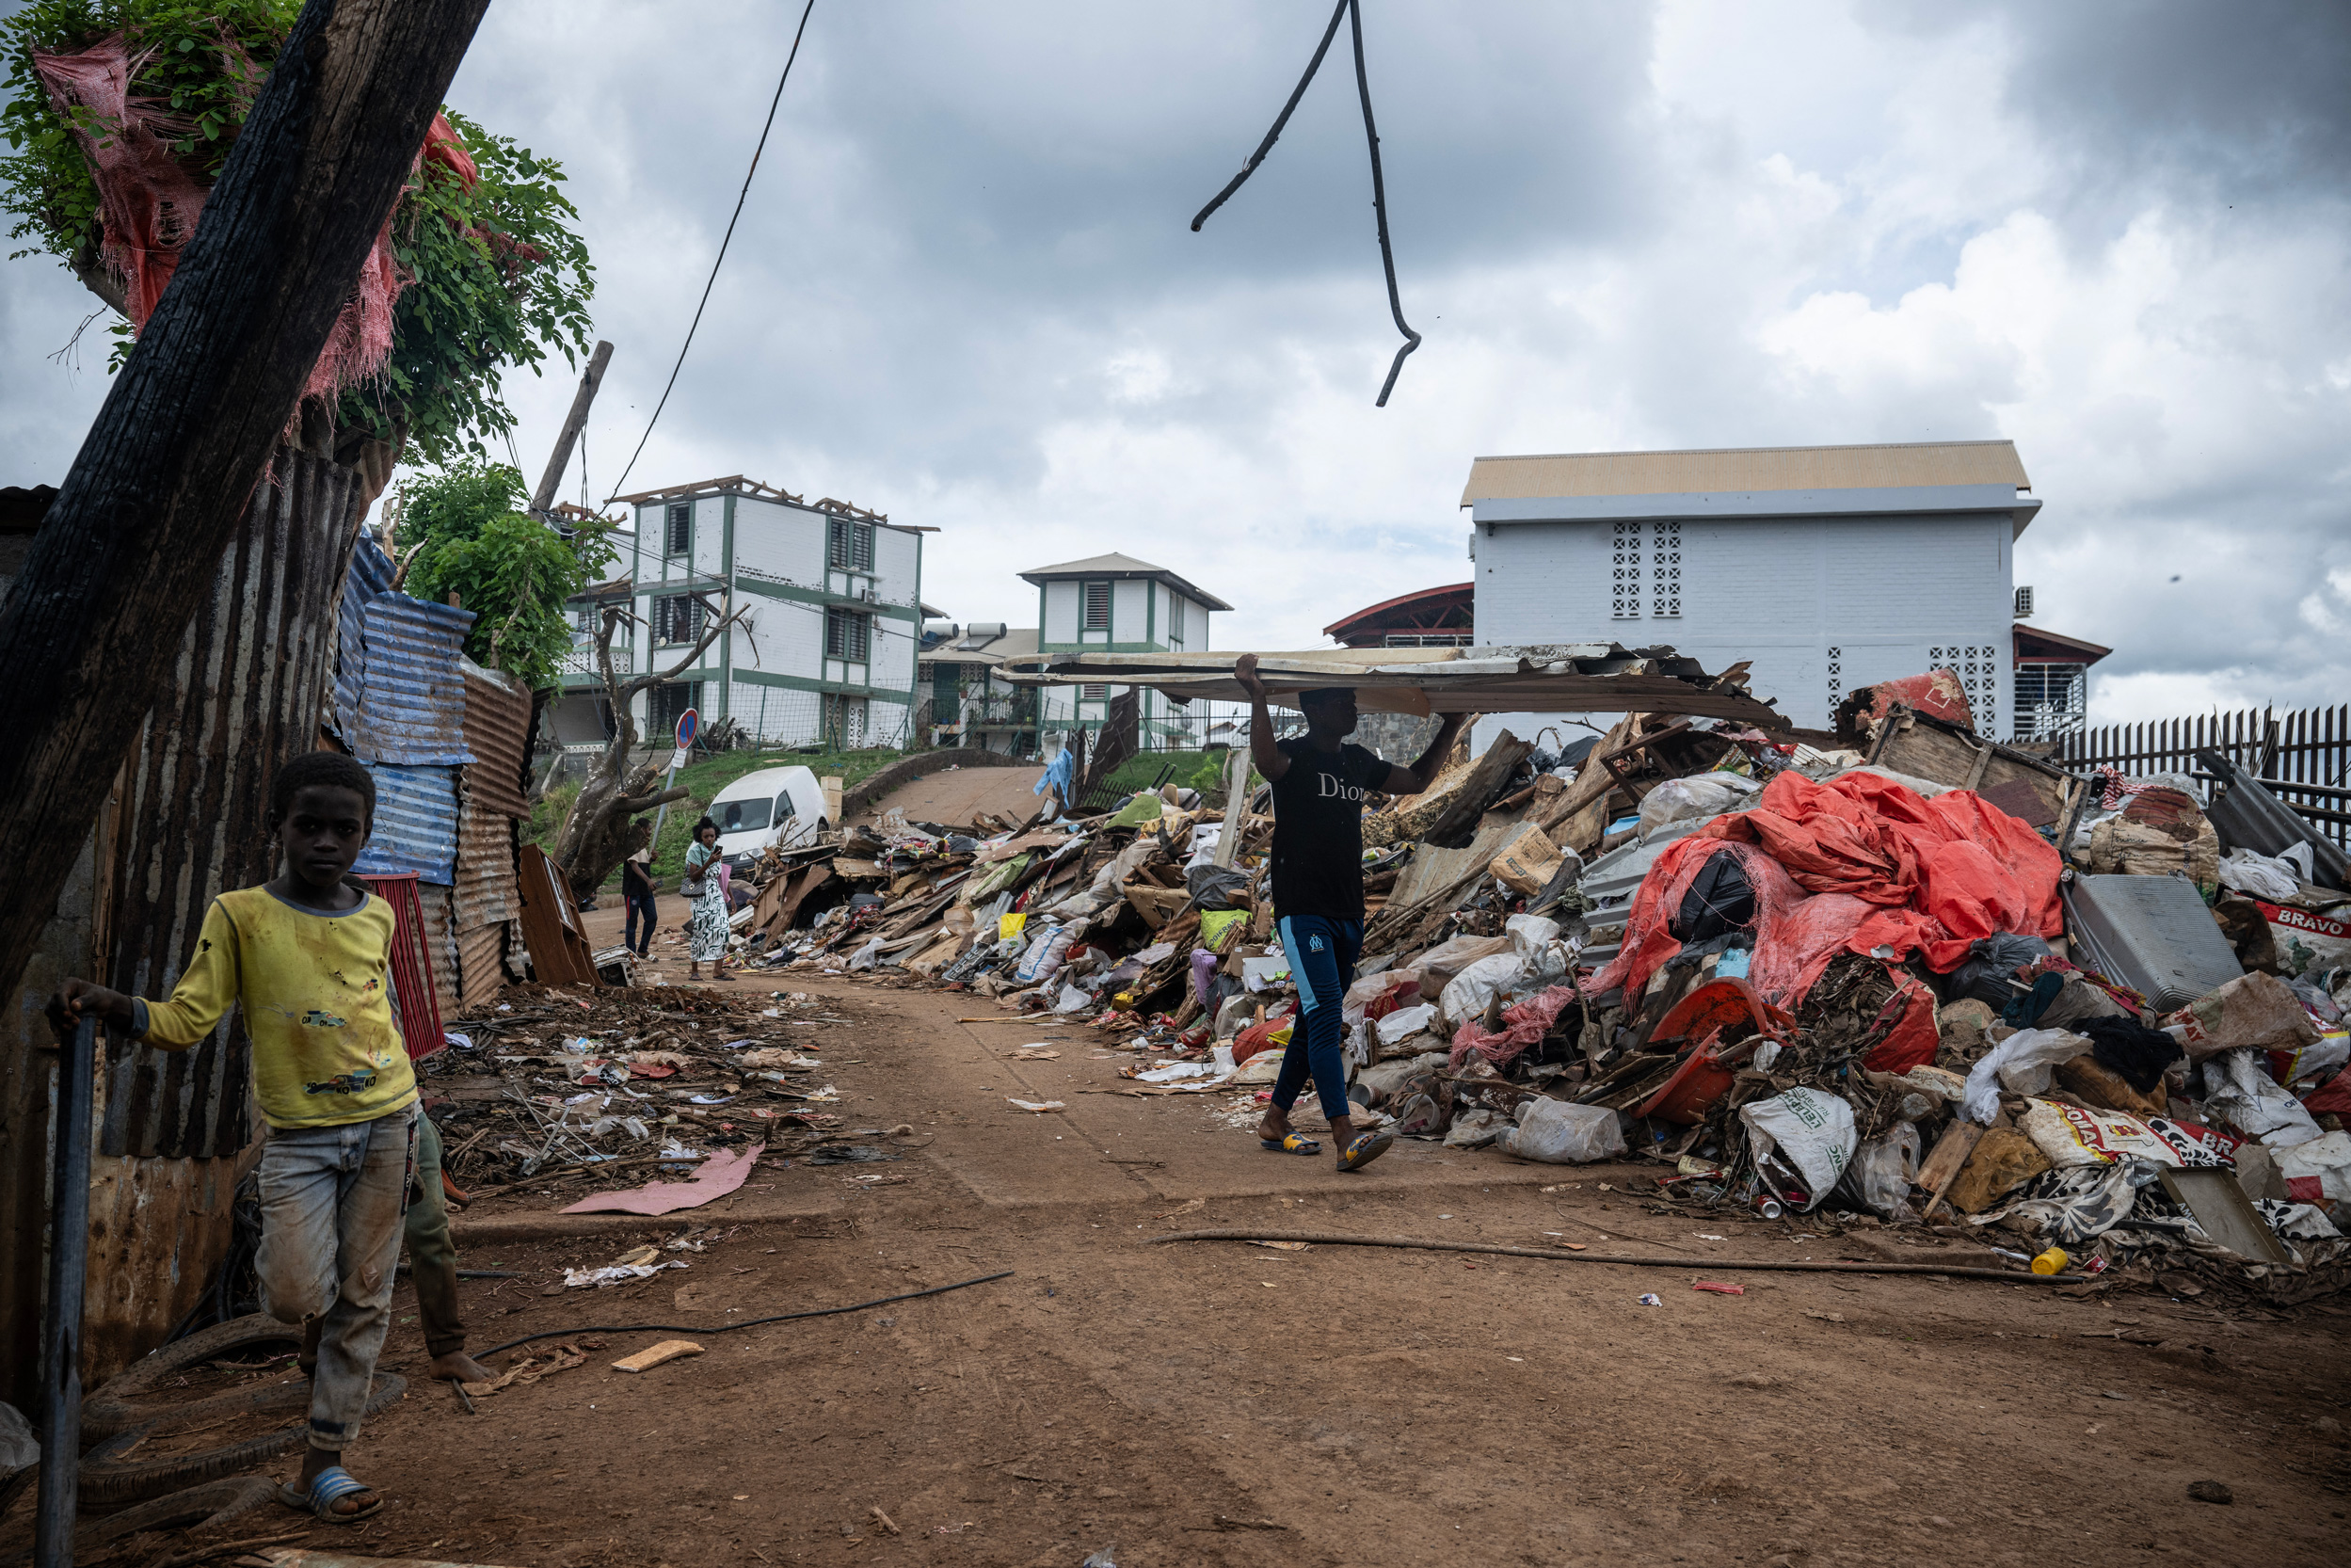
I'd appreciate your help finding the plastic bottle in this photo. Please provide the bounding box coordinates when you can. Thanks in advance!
[2030,1245,2070,1275]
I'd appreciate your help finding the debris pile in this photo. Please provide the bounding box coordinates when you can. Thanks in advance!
[699,653,2351,1296]
[423,983,914,1208]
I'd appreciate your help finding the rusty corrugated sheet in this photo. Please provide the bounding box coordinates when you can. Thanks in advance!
[333,532,395,744]
[347,587,476,767]
[460,662,533,818]
[102,450,362,1160]
[417,881,461,1021]
[80,1150,248,1384]
[456,920,507,1013]
[353,763,459,885]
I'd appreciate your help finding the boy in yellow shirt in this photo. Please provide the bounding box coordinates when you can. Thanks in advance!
[54,753,414,1522]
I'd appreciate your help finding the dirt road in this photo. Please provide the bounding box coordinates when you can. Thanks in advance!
[315,977,2351,1566]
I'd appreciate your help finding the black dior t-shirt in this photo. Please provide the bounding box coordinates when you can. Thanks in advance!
[1267,737,1389,920]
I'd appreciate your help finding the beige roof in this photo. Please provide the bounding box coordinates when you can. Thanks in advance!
[1461,440,2030,505]
[1017,552,1232,611]
[920,628,1041,667]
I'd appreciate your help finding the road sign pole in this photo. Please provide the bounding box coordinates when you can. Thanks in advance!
[648,709,698,860]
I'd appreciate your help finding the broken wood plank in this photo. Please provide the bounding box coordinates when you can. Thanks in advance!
[612,1339,704,1373]
[1917,1120,1985,1221]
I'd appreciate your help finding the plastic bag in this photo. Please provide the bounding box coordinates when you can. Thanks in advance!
[1415,933,1513,991]
[1849,1122,1922,1220]
[1738,1087,1856,1210]
[1637,773,1761,839]
[2163,971,2324,1060]
[1374,1003,1437,1048]
[2276,1130,2351,1202]
[1186,863,1254,911]
[1960,1027,2090,1125]
[1669,850,1754,944]
[1013,923,1075,985]
[1438,954,1524,1029]
[1497,1097,1626,1164]
[2018,1098,2183,1168]
[2219,847,2303,902]
[1940,933,2055,1010]
[847,937,886,972]
[2200,1048,2323,1148]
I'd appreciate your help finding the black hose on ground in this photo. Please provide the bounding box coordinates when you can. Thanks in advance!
[473,1269,1016,1359]
[1148,1230,2091,1284]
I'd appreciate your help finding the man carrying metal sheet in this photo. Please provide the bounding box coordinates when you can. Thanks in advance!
[1234,653,1464,1171]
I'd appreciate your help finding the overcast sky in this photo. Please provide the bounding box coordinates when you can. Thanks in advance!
[4,0,2346,725]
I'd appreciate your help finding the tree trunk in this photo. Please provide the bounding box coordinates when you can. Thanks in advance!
[0,0,492,1005]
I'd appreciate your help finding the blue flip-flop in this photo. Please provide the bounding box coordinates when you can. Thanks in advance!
[279,1465,383,1524]
[1337,1129,1394,1172]
[1260,1131,1321,1156]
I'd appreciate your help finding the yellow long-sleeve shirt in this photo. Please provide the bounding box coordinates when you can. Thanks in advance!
[135,887,417,1129]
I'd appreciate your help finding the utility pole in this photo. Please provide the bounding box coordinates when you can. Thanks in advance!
[529,338,614,520]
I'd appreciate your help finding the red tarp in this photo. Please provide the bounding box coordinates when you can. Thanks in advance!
[1583,772,2064,1040]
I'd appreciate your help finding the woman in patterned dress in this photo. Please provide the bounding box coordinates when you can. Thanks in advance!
[684,817,732,982]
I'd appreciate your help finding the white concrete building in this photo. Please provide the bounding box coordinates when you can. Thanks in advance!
[1461,440,2039,744]
[1020,552,1229,742]
[552,475,927,750]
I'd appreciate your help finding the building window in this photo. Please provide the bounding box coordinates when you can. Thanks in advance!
[1610,521,1642,619]
[664,502,691,557]
[1082,581,1112,632]
[650,680,702,737]
[1930,644,2001,727]
[1080,682,1109,701]
[574,603,597,632]
[1163,595,1185,650]
[826,607,871,661]
[1651,521,1681,618]
[828,516,874,572]
[654,594,705,646]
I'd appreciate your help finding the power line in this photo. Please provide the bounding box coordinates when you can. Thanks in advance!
[1190,0,1420,406]
[607,0,818,501]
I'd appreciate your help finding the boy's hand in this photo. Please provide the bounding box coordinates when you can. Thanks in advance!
[48,979,128,1043]
[1233,652,1269,702]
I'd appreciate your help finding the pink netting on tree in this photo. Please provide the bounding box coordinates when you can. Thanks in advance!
[31,34,473,408]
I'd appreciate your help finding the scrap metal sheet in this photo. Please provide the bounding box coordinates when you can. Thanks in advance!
[997,644,1778,724]
[355,593,477,765]
[354,763,459,885]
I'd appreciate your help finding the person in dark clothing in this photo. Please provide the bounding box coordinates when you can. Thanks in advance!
[622,848,657,958]
[1234,653,1465,1172]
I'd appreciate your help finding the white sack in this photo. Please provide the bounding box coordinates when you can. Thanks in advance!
[1497,1098,1626,1164]
[1738,1088,1857,1211]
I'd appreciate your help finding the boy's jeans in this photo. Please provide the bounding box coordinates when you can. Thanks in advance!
[256,1104,416,1451]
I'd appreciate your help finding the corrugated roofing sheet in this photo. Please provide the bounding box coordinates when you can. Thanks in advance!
[454,788,518,929]
[354,762,459,885]
[354,593,476,765]
[456,920,510,1013]
[1461,440,2031,504]
[461,662,533,817]
[334,533,396,745]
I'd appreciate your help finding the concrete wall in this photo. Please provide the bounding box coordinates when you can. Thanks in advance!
[1470,509,2012,746]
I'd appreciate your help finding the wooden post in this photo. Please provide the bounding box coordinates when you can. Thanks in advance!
[0,0,494,1003]
[529,339,615,519]
[1214,738,1254,869]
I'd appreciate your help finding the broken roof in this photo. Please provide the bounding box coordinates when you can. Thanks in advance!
[1462,440,2041,535]
[1017,552,1233,611]
[998,643,1780,724]
[920,627,1041,666]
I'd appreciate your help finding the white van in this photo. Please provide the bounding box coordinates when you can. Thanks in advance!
[706,765,829,871]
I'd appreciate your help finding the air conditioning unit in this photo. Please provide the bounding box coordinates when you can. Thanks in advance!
[856,585,880,604]
[2014,585,2034,619]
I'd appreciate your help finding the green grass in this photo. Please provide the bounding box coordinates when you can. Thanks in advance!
[546,746,913,888]
[1102,749,1215,799]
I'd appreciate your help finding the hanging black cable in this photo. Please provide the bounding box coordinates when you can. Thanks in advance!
[472,1269,1014,1360]
[607,0,818,501]
[1190,0,1420,406]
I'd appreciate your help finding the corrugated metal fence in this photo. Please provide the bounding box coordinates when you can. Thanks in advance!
[101,452,362,1160]
[2059,704,2351,850]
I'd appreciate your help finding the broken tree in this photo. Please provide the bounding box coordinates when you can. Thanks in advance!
[0,0,495,1002]
[547,592,755,902]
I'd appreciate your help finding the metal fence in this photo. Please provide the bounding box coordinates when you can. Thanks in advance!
[2059,703,2351,850]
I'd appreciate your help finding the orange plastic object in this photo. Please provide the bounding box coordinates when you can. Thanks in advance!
[1635,978,1792,1126]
